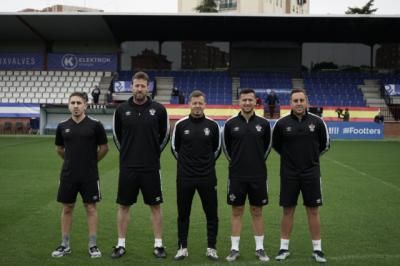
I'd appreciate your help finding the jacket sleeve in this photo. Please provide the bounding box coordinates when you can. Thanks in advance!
[112,108,122,151]
[212,122,222,160]
[170,120,180,160]
[264,121,272,160]
[319,119,330,155]
[158,105,170,152]
[272,120,282,155]
[222,122,232,161]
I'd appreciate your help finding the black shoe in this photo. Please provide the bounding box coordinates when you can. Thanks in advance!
[111,246,126,259]
[153,246,167,258]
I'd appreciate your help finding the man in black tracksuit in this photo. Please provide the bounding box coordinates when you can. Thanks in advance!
[272,88,330,263]
[171,90,221,260]
[111,71,170,259]
[222,89,272,262]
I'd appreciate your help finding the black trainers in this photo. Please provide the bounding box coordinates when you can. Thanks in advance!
[51,245,71,258]
[312,250,327,263]
[275,249,290,261]
[111,246,126,259]
[153,246,167,258]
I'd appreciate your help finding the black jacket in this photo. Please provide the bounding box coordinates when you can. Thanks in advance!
[222,112,271,180]
[272,111,330,179]
[113,96,169,170]
[171,115,221,180]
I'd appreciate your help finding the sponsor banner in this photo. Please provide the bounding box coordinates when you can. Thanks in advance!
[114,81,154,93]
[252,88,291,95]
[326,122,383,139]
[0,103,40,118]
[384,84,400,96]
[0,53,44,70]
[48,53,117,71]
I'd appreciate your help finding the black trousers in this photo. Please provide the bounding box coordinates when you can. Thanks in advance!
[176,178,218,249]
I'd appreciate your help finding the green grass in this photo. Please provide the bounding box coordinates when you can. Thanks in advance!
[0,136,399,265]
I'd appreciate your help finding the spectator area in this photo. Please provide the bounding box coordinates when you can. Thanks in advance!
[0,70,111,104]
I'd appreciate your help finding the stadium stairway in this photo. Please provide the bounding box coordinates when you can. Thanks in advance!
[154,76,173,104]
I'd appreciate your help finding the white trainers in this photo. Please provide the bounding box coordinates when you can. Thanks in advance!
[312,250,327,263]
[275,249,290,261]
[255,249,270,262]
[226,249,240,262]
[51,245,71,258]
[88,246,102,258]
[206,248,218,260]
[174,247,188,260]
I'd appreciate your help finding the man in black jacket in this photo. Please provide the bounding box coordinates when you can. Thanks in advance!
[111,71,170,259]
[171,90,221,260]
[223,89,272,262]
[272,88,330,263]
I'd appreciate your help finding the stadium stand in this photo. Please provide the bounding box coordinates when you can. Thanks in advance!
[0,71,112,104]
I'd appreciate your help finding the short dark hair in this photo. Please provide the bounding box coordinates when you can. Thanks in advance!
[189,90,206,100]
[239,88,256,97]
[69,91,88,102]
[132,71,149,84]
[290,88,307,97]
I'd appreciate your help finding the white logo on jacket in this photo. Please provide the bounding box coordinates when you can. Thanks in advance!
[309,123,315,132]
[65,128,70,133]
[204,127,210,136]
[233,126,239,132]
[184,129,190,135]
[149,108,156,116]
[255,124,262,132]
[286,126,292,132]
[125,111,131,116]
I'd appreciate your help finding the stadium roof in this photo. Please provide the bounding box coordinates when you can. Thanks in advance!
[1,13,400,45]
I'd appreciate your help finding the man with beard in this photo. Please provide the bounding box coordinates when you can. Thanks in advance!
[222,89,272,262]
[111,71,170,259]
[171,90,221,260]
[272,88,330,263]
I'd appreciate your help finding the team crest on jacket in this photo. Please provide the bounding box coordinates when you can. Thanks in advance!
[309,123,315,132]
[204,127,210,136]
[149,108,156,116]
[65,128,70,133]
[233,126,240,132]
[286,126,292,132]
[125,111,131,116]
[184,129,190,135]
[255,124,262,132]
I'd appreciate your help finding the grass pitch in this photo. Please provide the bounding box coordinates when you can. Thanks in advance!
[0,136,399,265]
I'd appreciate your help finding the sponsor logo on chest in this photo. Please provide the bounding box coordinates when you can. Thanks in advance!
[204,127,210,136]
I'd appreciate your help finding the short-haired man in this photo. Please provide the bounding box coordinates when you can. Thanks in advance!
[52,92,109,258]
[272,88,330,263]
[171,90,221,260]
[222,89,272,262]
[112,71,170,259]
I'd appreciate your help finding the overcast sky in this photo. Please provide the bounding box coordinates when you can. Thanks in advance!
[0,0,399,14]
